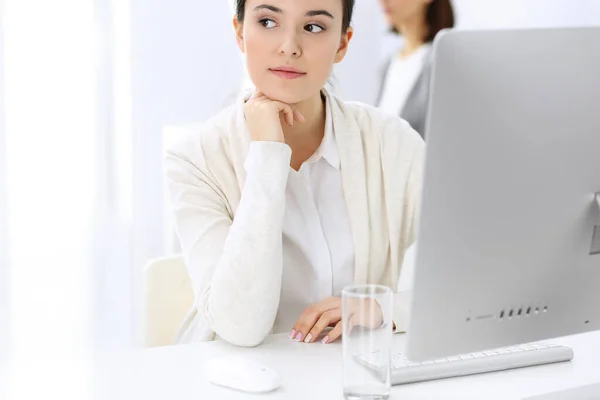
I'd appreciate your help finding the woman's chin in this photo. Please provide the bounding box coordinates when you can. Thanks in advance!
[260,89,306,105]
[252,80,318,105]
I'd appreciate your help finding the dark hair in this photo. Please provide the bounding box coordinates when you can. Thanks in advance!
[235,0,355,32]
[392,0,455,43]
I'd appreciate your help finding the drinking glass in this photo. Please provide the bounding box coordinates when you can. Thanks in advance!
[342,285,394,400]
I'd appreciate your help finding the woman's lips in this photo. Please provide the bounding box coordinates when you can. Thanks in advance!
[270,68,306,80]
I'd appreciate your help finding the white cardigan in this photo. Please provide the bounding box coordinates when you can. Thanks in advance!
[165,89,425,347]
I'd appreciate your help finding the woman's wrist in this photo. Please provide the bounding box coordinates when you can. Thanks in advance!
[244,141,292,173]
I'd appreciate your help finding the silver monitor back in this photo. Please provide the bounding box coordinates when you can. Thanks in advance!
[406,26,600,362]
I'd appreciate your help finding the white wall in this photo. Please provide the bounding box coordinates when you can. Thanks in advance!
[0,0,9,368]
[332,0,389,103]
[453,0,600,29]
[127,0,600,344]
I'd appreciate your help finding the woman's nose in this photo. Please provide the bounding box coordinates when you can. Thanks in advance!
[278,32,302,57]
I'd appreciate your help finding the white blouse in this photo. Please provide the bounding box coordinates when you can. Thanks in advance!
[249,97,355,334]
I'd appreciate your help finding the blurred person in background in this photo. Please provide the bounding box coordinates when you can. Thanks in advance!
[376,0,454,138]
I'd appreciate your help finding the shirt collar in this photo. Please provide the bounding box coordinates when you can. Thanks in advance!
[313,93,340,170]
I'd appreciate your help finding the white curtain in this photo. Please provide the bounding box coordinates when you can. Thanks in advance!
[0,2,9,395]
[5,0,96,396]
[4,0,133,398]
[91,0,136,350]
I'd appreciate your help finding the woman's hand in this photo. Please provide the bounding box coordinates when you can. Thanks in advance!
[243,90,305,143]
[289,296,385,344]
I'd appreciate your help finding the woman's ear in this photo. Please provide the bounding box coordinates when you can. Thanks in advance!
[334,27,354,63]
[233,17,245,53]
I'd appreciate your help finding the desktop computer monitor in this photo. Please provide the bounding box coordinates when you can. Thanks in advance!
[405,26,600,362]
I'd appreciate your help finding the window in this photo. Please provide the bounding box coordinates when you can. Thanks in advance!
[4,0,104,397]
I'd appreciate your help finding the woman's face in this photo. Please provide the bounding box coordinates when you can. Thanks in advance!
[234,0,353,104]
[379,0,431,28]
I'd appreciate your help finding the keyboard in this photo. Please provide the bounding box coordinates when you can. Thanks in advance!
[355,342,574,385]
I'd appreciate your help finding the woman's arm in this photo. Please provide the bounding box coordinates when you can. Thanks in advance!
[165,90,304,347]
[165,141,291,347]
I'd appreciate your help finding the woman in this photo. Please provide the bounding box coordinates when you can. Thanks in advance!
[165,0,425,347]
[376,0,455,137]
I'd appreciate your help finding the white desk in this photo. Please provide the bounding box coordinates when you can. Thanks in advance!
[95,332,600,400]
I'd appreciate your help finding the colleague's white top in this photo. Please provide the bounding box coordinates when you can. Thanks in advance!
[270,98,355,333]
[165,88,425,347]
[379,44,431,116]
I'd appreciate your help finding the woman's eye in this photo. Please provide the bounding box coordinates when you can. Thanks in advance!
[305,24,325,33]
[259,18,277,28]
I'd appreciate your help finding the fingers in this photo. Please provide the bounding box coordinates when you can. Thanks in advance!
[270,102,298,127]
[345,313,358,337]
[281,105,294,127]
[291,297,341,342]
[304,308,342,343]
[248,91,305,127]
[323,321,344,344]
[247,90,265,102]
[290,309,319,342]
[358,299,385,329]
[293,107,305,123]
[278,103,304,124]
[254,99,292,126]
[289,297,385,345]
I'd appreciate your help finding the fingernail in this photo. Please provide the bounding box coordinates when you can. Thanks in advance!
[304,334,313,343]
[295,332,303,342]
[289,329,296,339]
[321,336,330,344]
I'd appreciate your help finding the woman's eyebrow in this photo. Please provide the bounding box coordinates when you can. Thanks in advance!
[253,4,282,13]
[253,5,335,19]
[305,10,334,19]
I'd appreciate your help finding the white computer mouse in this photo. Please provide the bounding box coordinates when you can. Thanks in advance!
[205,356,281,394]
